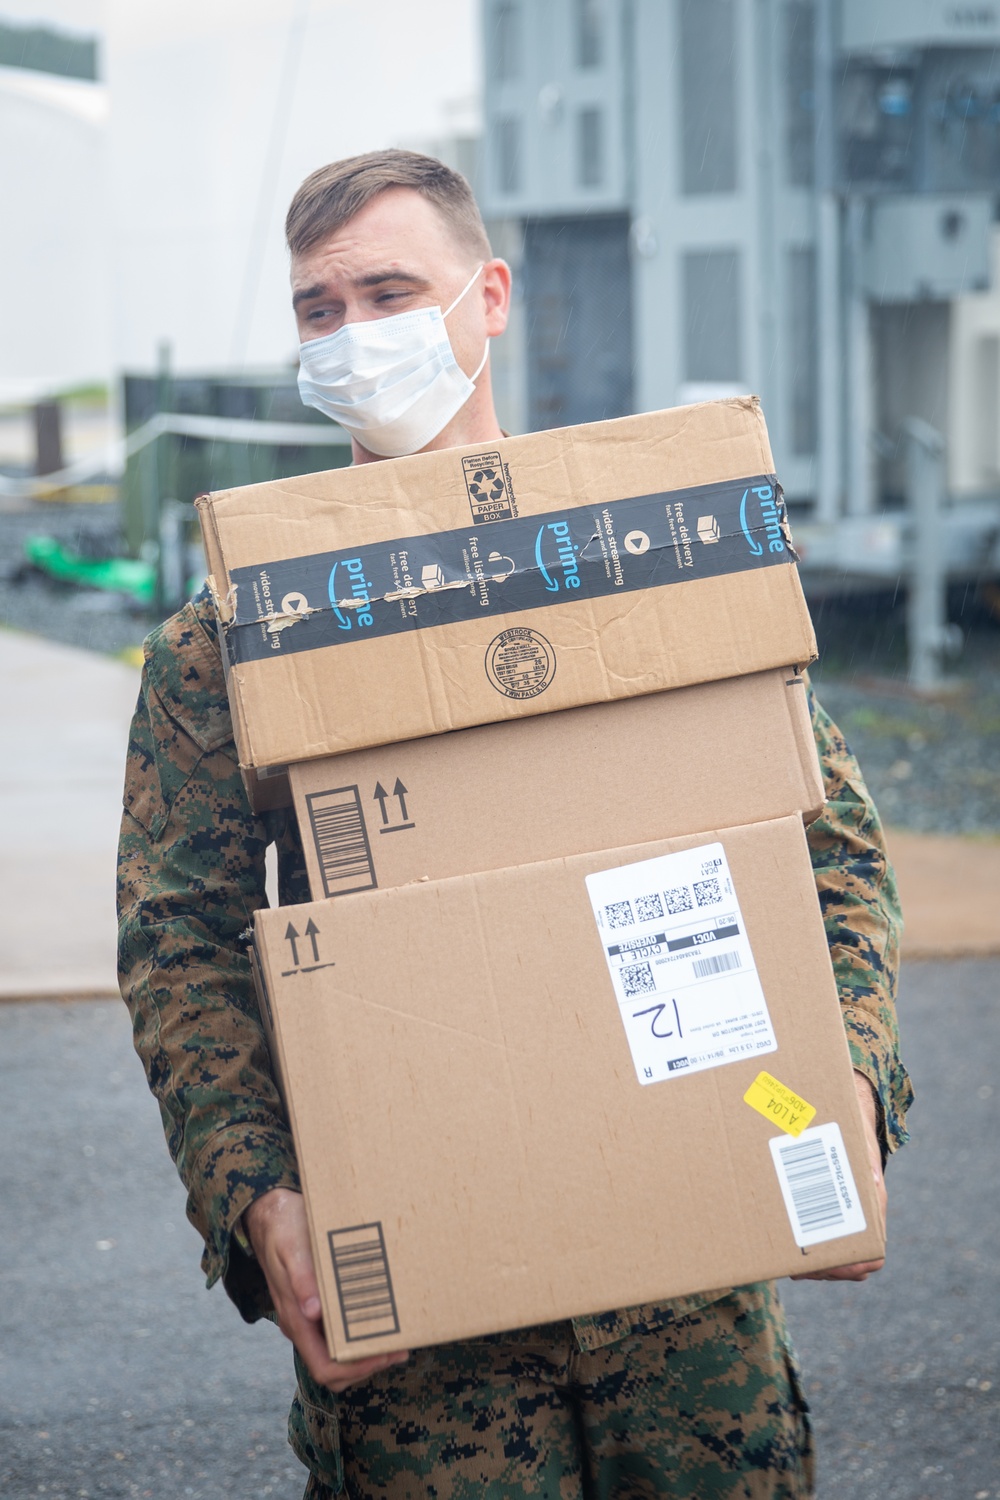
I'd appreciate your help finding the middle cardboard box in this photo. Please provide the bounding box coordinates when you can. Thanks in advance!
[289,667,824,903]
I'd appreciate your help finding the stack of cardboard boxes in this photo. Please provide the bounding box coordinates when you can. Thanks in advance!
[197,397,883,1362]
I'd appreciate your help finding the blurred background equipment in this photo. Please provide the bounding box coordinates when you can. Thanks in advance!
[32,398,63,476]
[119,350,351,611]
[479,0,1000,686]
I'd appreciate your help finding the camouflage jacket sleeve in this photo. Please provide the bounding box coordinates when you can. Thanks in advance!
[805,680,913,1157]
[117,589,308,1321]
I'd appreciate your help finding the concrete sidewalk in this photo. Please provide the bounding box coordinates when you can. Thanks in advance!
[886,826,1000,960]
[0,627,996,999]
[0,629,139,998]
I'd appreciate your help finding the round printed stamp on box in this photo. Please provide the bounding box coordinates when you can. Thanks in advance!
[485,627,557,699]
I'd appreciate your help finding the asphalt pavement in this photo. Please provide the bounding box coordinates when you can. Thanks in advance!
[2,960,998,1500]
[782,958,1000,1500]
[1,997,305,1500]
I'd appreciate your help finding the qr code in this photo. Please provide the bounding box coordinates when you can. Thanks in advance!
[636,892,664,922]
[604,900,634,929]
[693,877,722,907]
[663,885,693,916]
[621,962,655,998]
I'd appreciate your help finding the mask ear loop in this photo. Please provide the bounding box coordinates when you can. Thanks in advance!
[469,339,490,383]
[446,264,491,384]
[444,264,490,384]
[444,263,485,318]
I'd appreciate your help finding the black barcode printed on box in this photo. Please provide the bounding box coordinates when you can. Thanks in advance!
[307,786,377,897]
[692,951,741,980]
[777,1136,844,1236]
[328,1222,400,1341]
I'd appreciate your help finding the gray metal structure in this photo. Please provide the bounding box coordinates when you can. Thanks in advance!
[479,0,1000,680]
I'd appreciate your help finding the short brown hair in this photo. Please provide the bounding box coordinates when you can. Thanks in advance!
[285,149,492,261]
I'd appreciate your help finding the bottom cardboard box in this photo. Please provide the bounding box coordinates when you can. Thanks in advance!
[253,814,883,1361]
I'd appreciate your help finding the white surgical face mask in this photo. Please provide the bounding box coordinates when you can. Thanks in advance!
[297,263,490,457]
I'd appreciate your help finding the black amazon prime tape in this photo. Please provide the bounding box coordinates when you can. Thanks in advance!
[225,474,790,665]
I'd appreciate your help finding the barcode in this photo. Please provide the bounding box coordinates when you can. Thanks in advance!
[328,1222,400,1341]
[776,1136,844,1236]
[621,961,656,998]
[692,950,741,979]
[307,786,377,897]
[664,884,693,915]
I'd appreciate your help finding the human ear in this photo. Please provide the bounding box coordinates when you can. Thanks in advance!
[482,259,512,338]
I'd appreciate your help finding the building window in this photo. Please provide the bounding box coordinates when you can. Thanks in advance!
[683,250,742,382]
[784,1,816,188]
[578,106,603,187]
[575,0,602,69]
[522,215,634,430]
[490,0,520,82]
[496,116,522,194]
[787,247,818,454]
[678,0,738,195]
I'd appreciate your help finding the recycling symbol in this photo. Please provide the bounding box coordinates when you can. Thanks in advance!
[468,468,506,505]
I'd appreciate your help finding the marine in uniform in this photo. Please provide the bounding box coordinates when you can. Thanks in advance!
[118,151,912,1499]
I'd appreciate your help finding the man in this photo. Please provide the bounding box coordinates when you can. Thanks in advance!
[118,150,912,1499]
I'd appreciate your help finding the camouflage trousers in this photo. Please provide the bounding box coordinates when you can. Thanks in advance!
[290,1282,814,1499]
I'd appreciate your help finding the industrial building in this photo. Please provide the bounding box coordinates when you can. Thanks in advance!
[478,0,1000,678]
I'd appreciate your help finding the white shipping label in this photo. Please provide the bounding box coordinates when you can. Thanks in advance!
[585,842,777,1085]
[769,1123,868,1248]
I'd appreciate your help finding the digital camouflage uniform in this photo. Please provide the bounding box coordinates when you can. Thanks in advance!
[117,586,913,1499]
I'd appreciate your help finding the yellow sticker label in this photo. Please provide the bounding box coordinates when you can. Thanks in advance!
[743,1072,817,1137]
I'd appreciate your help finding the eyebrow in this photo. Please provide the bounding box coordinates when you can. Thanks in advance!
[292,283,327,311]
[355,269,431,290]
[292,269,432,311]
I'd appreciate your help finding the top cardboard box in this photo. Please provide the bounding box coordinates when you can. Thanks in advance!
[198,399,817,770]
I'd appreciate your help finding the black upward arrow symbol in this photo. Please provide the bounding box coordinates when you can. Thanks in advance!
[305,917,320,963]
[393,777,409,822]
[373,781,390,825]
[285,922,300,966]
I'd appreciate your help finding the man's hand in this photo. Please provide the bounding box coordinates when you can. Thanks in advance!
[791,1071,887,1283]
[244,1187,410,1390]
